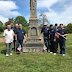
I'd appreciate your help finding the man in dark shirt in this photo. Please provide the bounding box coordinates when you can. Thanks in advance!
[49,24,57,55]
[13,24,19,51]
[40,23,50,52]
[59,24,68,56]
[16,24,27,53]
[55,24,60,52]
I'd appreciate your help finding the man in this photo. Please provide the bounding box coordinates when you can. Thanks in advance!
[3,25,14,56]
[16,24,27,53]
[13,24,19,51]
[6,22,14,30]
[49,24,57,55]
[55,24,60,52]
[40,23,50,52]
[59,24,68,56]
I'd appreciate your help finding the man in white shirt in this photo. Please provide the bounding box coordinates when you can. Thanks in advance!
[3,25,14,56]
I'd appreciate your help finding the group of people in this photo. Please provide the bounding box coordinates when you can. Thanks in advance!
[3,22,68,57]
[40,23,68,56]
[3,22,27,56]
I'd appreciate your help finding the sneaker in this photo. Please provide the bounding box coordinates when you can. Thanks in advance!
[48,50,50,52]
[50,52,53,54]
[10,53,12,55]
[6,54,9,56]
[53,53,56,55]
[63,54,65,56]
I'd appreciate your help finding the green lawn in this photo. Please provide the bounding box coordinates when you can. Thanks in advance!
[0,34,72,72]
[0,33,3,38]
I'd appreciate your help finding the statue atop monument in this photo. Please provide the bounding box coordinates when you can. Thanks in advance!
[30,0,37,19]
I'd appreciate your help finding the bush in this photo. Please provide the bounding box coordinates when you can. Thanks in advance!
[66,23,72,33]
[0,26,5,32]
[22,26,28,34]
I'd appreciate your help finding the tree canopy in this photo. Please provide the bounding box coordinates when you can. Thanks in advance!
[14,16,29,27]
[0,21,3,26]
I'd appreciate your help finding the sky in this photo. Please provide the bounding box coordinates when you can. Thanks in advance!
[0,0,72,25]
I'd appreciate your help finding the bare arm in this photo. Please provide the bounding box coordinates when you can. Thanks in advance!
[3,36,6,44]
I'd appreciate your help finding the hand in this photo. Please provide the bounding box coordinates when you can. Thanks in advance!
[54,39,56,42]
[40,37,41,40]
[4,40,6,44]
[26,37,28,40]
[61,35,65,37]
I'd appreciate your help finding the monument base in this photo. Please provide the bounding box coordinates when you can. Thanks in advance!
[23,38,43,53]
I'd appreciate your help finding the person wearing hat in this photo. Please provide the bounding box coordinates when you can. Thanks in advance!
[59,24,68,56]
[40,23,50,52]
[49,24,57,55]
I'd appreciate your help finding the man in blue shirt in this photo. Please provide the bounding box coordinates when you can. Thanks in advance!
[59,24,68,56]
[13,24,19,51]
[49,24,57,55]
[55,24,60,52]
[16,24,27,53]
[40,23,50,52]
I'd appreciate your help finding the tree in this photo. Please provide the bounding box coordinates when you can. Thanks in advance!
[14,16,29,27]
[38,12,50,27]
[5,18,14,26]
[66,23,72,33]
[0,21,3,26]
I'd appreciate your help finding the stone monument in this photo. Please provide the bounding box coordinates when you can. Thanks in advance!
[23,0,43,53]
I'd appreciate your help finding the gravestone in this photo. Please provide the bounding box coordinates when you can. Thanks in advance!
[23,0,43,53]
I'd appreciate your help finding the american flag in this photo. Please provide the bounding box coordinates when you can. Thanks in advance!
[43,45,47,51]
[17,45,21,51]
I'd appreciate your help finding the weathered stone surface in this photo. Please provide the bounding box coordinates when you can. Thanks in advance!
[23,0,43,53]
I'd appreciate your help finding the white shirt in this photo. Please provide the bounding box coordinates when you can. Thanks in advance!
[3,29,14,43]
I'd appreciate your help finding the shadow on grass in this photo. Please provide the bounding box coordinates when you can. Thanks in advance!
[1,49,6,55]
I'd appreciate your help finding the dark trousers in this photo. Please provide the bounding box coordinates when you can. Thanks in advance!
[59,39,66,54]
[44,37,50,51]
[50,41,57,53]
[56,38,59,51]
[17,40,23,52]
[13,36,17,52]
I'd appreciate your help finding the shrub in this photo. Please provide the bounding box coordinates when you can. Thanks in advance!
[66,23,72,33]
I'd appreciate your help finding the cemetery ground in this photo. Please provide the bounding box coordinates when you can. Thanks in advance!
[0,34,72,72]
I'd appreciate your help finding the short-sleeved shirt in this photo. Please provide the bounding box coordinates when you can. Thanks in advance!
[3,29,14,43]
[13,28,19,34]
[59,29,68,41]
[49,28,56,41]
[55,28,60,32]
[16,29,26,40]
[41,27,50,38]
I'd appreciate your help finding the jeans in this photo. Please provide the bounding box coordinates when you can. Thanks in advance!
[59,39,66,54]
[6,42,12,54]
[50,41,57,53]
[17,40,23,52]
[44,37,50,51]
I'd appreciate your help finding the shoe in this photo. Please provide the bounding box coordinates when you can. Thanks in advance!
[63,54,65,56]
[53,53,56,55]
[50,52,53,54]
[6,54,9,56]
[48,50,50,52]
[10,53,12,55]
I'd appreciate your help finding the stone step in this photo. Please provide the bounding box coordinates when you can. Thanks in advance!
[23,43,43,47]
[23,47,43,53]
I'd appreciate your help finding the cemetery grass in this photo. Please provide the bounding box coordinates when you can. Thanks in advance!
[0,33,3,38]
[0,34,72,72]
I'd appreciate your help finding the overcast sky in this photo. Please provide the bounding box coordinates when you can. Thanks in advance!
[0,0,72,25]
